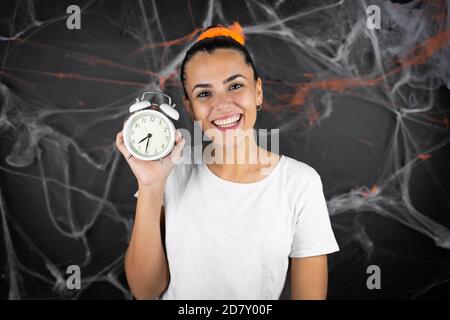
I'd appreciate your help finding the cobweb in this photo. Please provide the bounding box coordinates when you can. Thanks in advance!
[0,0,449,299]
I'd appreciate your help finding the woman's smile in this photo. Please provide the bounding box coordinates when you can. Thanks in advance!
[210,112,244,131]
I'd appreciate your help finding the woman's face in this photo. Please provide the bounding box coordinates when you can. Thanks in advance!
[183,48,262,146]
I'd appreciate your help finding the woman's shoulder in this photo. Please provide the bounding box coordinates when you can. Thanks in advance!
[167,162,198,182]
[279,155,322,185]
[165,162,200,193]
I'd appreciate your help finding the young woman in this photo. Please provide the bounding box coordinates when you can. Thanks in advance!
[115,24,339,300]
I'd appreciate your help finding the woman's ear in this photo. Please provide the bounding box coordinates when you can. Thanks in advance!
[256,77,263,106]
[183,96,194,120]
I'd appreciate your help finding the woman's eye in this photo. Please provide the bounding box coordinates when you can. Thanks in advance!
[197,91,210,98]
[230,83,243,90]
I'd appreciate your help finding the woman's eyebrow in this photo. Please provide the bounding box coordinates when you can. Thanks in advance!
[191,74,247,93]
[224,74,247,83]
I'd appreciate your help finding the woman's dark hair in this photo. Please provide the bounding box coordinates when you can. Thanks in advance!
[180,31,260,99]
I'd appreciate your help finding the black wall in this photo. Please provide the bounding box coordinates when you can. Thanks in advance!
[1,0,450,299]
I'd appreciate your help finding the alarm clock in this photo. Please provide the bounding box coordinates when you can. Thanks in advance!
[123,91,180,161]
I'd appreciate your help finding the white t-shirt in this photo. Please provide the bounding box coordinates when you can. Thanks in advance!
[135,155,339,299]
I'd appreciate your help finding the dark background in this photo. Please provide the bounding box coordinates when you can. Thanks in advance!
[0,0,449,299]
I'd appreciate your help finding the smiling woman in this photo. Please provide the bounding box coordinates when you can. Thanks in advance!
[180,24,262,152]
[118,23,340,300]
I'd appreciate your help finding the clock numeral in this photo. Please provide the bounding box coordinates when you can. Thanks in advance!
[131,130,134,134]
[164,127,168,132]
[150,116,155,122]
[161,144,165,148]
[154,148,157,154]
[159,119,162,125]
[135,123,140,128]
[165,136,169,141]
[142,118,146,123]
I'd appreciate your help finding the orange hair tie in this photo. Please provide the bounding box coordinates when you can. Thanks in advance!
[197,22,246,45]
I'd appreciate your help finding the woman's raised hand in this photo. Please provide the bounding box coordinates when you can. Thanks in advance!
[115,124,185,187]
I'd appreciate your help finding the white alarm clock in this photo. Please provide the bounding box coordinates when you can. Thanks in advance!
[123,91,180,161]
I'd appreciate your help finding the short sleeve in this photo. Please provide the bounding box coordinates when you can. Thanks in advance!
[289,172,340,258]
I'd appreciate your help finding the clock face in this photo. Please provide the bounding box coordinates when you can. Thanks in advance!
[124,110,175,160]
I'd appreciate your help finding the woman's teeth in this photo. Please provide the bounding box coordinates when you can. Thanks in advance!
[212,114,241,127]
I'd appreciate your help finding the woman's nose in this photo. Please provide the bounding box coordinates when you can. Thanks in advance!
[212,91,234,111]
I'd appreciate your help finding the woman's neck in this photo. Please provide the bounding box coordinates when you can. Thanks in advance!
[204,135,279,182]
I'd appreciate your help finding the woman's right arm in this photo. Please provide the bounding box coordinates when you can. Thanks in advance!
[125,183,168,299]
[115,126,185,299]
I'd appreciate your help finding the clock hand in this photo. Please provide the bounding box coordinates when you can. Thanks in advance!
[145,136,150,153]
[138,133,152,144]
